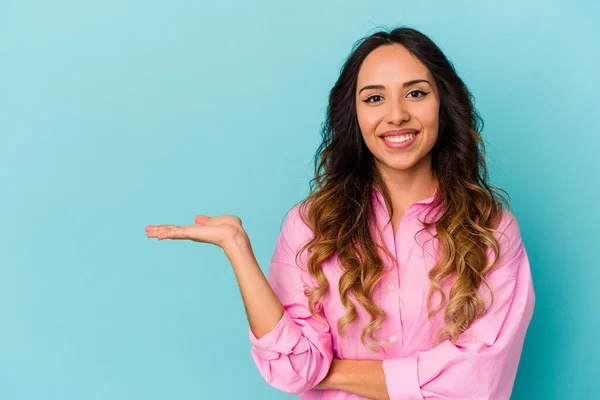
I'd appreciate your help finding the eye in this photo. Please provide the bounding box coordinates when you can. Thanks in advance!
[363,95,383,103]
[407,90,428,98]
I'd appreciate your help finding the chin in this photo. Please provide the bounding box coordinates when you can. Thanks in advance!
[382,159,418,172]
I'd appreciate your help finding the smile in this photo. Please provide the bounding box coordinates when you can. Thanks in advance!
[380,132,418,149]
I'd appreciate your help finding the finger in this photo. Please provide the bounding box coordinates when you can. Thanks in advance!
[146,225,178,238]
[157,226,185,240]
[146,224,178,232]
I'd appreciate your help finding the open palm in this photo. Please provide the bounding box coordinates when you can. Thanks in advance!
[145,214,246,250]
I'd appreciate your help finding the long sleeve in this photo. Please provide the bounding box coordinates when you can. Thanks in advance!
[382,211,536,400]
[248,204,334,394]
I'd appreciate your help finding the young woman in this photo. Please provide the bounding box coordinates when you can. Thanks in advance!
[146,27,535,400]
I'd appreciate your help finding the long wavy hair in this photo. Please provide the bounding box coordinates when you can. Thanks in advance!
[293,26,511,352]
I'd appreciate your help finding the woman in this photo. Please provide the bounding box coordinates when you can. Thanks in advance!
[146,27,535,400]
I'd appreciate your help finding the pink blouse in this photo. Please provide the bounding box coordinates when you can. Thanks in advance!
[248,188,535,399]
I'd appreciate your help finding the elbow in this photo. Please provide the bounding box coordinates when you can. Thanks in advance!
[251,344,333,394]
[256,361,331,395]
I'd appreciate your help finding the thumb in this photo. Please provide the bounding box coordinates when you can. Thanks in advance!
[194,215,211,224]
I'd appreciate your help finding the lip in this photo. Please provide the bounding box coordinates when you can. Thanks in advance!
[379,128,419,137]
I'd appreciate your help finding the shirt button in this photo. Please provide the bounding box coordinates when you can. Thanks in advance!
[389,335,397,343]
[387,283,394,290]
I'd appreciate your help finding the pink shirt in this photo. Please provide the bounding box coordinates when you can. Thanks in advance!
[248,188,535,399]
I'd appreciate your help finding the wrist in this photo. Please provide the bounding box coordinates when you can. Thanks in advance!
[223,231,252,257]
[316,359,343,390]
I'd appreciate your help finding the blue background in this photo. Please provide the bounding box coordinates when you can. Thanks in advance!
[1,0,598,398]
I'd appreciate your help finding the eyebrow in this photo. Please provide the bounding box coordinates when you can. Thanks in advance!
[358,79,431,94]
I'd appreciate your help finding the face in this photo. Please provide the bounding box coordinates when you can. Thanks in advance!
[355,44,440,176]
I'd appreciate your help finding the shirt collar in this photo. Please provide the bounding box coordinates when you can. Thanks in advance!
[371,186,438,207]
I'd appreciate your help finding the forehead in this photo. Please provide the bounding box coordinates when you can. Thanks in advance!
[357,44,432,85]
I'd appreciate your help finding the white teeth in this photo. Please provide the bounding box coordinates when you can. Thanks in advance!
[383,133,415,143]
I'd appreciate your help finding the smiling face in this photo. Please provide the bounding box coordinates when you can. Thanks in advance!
[356,44,441,177]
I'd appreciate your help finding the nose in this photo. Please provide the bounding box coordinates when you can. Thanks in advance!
[387,99,410,125]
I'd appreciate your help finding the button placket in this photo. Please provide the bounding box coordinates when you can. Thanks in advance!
[386,264,402,347]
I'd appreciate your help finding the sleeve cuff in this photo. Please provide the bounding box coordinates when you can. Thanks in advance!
[382,357,423,400]
[248,311,306,360]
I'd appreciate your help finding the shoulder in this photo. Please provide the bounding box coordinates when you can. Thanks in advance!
[494,207,522,247]
[280,201,315,243]
[273,201,316,260]
[487,206,526,278]
[268,201,318,286]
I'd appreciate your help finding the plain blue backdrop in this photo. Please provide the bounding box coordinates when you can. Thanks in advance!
[1,0,599,398]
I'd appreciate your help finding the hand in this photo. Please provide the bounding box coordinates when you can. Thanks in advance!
[145,214,249,252]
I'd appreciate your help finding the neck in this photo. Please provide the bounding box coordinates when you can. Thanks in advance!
[377,158,438,213]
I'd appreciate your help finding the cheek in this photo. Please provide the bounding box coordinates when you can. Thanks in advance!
[422,124,439,148]
[363,114,381,130]
[356,106,380,132]
[414,110,440,143]
[413,107,439,129]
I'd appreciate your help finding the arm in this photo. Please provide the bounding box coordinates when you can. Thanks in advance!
[225,237,284,342]
[238,204,333,394]
[146,208,329,393]
[319,211,536,400]
[316,358,390,400]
